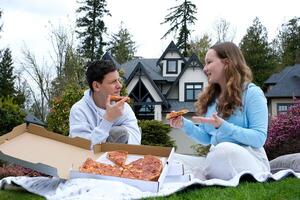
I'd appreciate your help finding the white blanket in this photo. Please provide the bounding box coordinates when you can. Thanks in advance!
[1,153,299,200]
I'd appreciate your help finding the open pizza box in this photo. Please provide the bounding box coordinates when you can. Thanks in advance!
[0,123,188,192]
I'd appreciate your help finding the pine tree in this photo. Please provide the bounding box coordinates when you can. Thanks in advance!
[239,17,277,88]
[277,17,300,67]
[161,0,197,56]
[76,0,111,61]
[107,22,136,64]
[0,48,16,97]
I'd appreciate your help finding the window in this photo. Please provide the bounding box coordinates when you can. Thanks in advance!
[185,83,203,101]
[167,60,177,73]
[277,103,293,115]
[139,97,154,114]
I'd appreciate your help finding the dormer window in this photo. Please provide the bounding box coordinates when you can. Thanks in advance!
[167,60,177,74]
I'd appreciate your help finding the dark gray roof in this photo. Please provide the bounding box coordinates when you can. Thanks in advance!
[164,100,196,112]
[24,113,45,126]
[102,52,121,68]
[264,66,292,84]
[265,64,300,97]
[120,58,176,82]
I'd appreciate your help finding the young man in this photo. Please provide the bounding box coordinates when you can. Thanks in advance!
[69,60,141,146]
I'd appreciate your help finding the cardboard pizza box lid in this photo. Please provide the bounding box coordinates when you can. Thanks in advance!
[0,123,100,179]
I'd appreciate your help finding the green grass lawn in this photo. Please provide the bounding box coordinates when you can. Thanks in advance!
[0,177,299,200]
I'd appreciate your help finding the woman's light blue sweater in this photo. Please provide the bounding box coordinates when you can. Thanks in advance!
[182,83,268,148]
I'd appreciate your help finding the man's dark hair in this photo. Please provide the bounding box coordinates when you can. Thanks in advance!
[85,60,117,91]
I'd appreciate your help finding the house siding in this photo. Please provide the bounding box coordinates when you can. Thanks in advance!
[161,52,184,77]
[270,98,295,117]
[179,68,208,101]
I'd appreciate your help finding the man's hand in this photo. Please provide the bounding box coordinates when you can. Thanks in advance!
[104,95,129,122]
[192,113,223,128]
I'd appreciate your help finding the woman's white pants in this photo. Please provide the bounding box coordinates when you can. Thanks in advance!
[203,142,270,180]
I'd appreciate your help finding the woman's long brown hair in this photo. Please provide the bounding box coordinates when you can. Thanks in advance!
[195,42,253,118]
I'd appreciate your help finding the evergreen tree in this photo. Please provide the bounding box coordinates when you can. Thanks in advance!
[107,22,136,64]
[161,0,197,56]
[277,17,300,67]
[76,0,111,61]
[239,17,277,88]
[0,48,16,97]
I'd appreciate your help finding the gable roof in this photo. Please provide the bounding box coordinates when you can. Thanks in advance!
[165,53,204,97]
[120,58,176,82]
[125,62,169,107]
[156,41,186,68]
[25,113,45,126]
[102,52,121,68]
[264,66,292,85]
[265,64,300,97]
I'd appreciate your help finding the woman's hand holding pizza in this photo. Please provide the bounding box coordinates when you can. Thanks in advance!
[192,113,223,128]
[167,109,189,129]
[169,115,184,128]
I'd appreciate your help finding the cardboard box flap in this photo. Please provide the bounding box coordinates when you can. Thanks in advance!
[0,123,27,144]
[93,143,173,157]
[0,123,101,179]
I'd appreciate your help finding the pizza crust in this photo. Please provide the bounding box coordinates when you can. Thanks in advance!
[110,95,130,103]
[166,109,189,120]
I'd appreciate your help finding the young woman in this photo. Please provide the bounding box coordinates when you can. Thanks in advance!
[169,42,270,180]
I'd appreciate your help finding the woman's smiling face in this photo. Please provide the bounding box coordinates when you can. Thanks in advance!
[203,49,226,85]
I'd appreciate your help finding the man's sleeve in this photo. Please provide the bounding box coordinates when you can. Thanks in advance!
[69,105,113,146]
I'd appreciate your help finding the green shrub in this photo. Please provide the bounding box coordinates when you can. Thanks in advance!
[47,84,85,135]
[265,101,300,160]
[0,96,25,136]
[139,120,176,147]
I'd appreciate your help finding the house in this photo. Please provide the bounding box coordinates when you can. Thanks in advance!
[103,41,208,154]
[264,62,300,117]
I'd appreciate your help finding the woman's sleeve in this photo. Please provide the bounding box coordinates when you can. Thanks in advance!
[217,85,268,148]
[181,118,211,145]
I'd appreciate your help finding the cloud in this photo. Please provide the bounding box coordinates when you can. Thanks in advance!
[1,0,76,17]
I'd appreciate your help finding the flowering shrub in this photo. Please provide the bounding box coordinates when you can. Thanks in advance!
[265,101,300,160]
[47,84,85,135]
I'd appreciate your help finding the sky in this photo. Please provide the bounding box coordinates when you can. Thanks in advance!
[1,0,300,65]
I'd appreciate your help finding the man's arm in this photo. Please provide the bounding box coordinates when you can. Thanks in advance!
[69,104,113,145]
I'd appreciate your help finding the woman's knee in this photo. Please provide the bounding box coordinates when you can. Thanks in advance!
[209,142,241,158]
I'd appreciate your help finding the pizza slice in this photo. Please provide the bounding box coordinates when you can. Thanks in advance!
[166,109,189,120]
[107,150,128,167]
[79,158,123,177]
[124,155,163,181]
[110,95,130,103]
